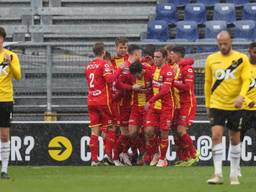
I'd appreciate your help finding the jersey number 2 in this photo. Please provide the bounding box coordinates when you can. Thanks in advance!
[89,73,95,88]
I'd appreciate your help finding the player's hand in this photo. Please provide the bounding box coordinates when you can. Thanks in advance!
[248,101,255,108]
[144,102,150,111]
[234,96,244,109]
[206,108,210,119]
[132,84,143,91]
[174,80,182,84]
[3,54,11,64]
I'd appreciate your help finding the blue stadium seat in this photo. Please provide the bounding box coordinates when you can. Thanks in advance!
[213,3,236,24]
[164,0,190,7]
[225,0,249,5]
[196,0,219,6]
[243,3,256,21]
[204,20,227,39]
[233,20,256,41]
[156,3,177,24]
[175,21,198,41]
[147,20,169,41]
[184,3,206,24]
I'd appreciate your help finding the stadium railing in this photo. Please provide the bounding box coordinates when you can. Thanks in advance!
[6,41,250,122]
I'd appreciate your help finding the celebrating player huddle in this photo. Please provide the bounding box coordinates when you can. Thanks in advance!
[85,37,199,167]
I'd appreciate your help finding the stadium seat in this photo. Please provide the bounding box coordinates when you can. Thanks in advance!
[243,3,256,21]
[164,0,190,7]
[225,0,249,5]
[196,0,219,6]
[174,21,198,41]
[156,3,177,24]
[184,3,206,24]
[213,3,236,24]
[204,20,227,39]
[233,20,256,41]
[147,20,169,41]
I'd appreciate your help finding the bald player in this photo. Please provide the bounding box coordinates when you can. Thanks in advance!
[204,31,251,185]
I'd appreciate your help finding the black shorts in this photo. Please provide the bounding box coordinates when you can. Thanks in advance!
[241,110,256,132]
[0,102,13,128]
[209,108,243,131]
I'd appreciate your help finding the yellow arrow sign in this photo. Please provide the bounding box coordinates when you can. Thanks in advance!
[48,136,73,161]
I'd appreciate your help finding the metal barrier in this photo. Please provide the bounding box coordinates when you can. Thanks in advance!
[7,41,251,120]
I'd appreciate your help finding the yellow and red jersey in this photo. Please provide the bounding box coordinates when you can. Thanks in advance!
[111,54,129,70]
[168,62,181,109]
[150,64,175,110]
[131,68,153,107]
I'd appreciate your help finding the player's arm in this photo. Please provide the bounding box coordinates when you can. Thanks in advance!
[116,72,133,90]
[239,56,251,98]
[234,56,252,108]
[204,56,212,109]
[173,66,194,91]
[103,65,122,84]
[8,53,21,80]
[244,96,255,108]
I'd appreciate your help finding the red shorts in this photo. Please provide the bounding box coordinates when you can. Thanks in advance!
[88,105,112,128]
[176,102,196,127]
[129,106,147,127]
[145,107,174,131]
[119,105,131,127]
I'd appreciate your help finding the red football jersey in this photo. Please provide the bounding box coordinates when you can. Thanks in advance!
[85,58,113,106]
[116,60,133,107]
[151,64,175,109]
[173,58,196,104]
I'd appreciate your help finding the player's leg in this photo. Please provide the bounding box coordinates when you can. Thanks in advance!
[88,106,102,166]
[227,110,243,185]
[207,108,225,184]
[145,108,159,166]
[0,102,13,179]
[0,128,10,179]
[100,105,115,165]
[175,104,198,166]
[156,108,172,167]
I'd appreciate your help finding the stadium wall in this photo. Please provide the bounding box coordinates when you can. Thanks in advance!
[0,122,254,166]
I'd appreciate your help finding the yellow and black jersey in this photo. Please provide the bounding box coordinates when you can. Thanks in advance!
[244,64,256,110]
[0,48,21,102]
[204,50,251,110]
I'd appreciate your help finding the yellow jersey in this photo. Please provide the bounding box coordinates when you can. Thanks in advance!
[0,48,21,102]
[244,63,256,110]
[173,63,181,109]
[204,50,251,110]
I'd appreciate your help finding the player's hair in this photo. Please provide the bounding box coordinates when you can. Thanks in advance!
[165,44,175,52]
[115,37,128,46]
[128,44,141,55]
[249,42,256,49]
[172,46,185,57]
[93,42,105,56]
[0,26,6,39]
[104,51,112,61]
[129,61,143,75]
[143,44,156,57]
[155,48,168,58]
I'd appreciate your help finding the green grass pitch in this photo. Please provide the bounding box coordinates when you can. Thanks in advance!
[0,166,255,192]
